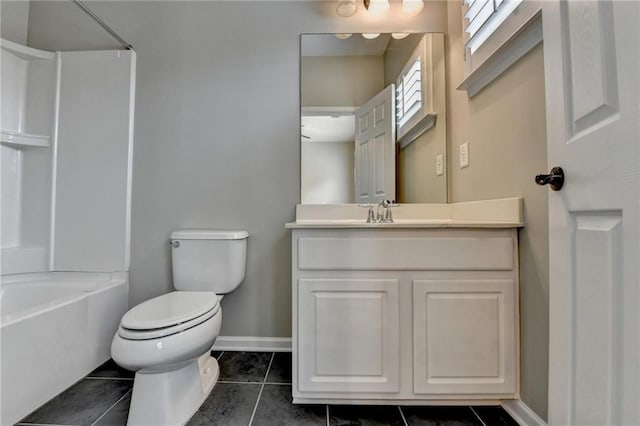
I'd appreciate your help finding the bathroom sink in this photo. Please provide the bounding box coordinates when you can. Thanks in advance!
[287,198,524,229]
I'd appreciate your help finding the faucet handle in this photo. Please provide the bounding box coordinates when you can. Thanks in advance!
[358,203,376,223]
[367,207,376,223]
[382,201,399,223]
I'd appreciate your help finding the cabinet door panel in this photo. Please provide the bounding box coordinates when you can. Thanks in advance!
[413,279,516,395]
[298,278,400,393]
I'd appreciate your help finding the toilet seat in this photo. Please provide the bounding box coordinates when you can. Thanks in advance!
[118,291,220,340]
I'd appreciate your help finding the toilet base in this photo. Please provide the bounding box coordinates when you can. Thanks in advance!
[126,353,219,426]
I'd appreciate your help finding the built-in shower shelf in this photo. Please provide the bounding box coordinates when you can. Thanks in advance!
[1,130,50,148]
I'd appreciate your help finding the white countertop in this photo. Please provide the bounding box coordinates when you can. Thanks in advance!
[285,219,523,229]
[286,198,525,229]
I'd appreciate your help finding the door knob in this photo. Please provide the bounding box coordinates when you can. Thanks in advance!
[535,166,564,191]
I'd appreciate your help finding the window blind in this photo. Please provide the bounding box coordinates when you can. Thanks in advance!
[396,58,422,128]
[463,0,523,54]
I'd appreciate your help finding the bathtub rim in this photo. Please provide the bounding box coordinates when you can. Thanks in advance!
[0,271,128,328]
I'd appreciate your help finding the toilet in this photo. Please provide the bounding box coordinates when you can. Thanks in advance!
[111,229,249,426]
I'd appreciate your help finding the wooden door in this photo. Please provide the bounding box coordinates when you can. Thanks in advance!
[543,1,639,424]
[355,85,396,203]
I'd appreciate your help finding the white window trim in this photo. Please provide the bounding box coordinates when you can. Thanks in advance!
[458,1,543,97]
[396,34,442,149]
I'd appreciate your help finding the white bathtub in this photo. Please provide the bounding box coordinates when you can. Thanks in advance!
[0,272,129,425]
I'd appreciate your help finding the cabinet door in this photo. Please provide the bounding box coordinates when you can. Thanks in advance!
[413,279,516,395]
[298,278,400,394]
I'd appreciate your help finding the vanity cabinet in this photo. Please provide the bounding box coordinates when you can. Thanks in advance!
[291,227,519,403]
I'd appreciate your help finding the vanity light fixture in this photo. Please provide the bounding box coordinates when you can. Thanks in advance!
[363,0,390,14]
[391,33,410,39]
[402,0,424,15]
[362,33,381,39]
[337,0,421,17]
[335,33,353,39]
[336,0,357,17]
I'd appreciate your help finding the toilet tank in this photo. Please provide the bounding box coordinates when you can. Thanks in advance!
[169,230,249,294]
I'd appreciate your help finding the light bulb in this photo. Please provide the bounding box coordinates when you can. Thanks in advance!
[335,33,353,40]
[391,33,410,39]
[336,0,357,17]
[362,33,381,39]
[402,0,424,15]
[364,0,389,14]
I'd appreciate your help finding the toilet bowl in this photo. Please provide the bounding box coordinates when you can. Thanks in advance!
[112,291,222,425]
[111,230,248,426]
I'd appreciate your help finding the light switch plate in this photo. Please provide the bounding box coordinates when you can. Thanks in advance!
[436,154,444,176]
[459,142,469,168]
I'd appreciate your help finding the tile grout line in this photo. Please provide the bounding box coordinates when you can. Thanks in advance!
[469,407,488,426]
[247,352,275,426]
[326,405,330,426]
[217,380,291,385]
[262,352,276,383]
[16,423,78,426]
[398,406,409,426]
[89,389,132,426]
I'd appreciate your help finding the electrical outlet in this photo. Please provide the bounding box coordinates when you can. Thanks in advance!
[459,142,469,168]
[436,154,444,176]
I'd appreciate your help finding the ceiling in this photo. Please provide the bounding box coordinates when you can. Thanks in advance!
[301,115,356,143]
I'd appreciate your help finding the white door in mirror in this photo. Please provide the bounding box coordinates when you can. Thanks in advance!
[355,85,396,203]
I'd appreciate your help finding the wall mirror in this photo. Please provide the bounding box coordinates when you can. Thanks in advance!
[300,33,446,204]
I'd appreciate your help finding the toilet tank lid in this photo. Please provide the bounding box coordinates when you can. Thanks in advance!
[170,229,249,240]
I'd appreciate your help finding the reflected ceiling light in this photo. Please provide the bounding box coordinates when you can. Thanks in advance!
[402,0,424,15]
[363,0,390,14]
[362,33,381,39]
[335,33,353,40]
[391,33,410,39]
[336,0,357,17]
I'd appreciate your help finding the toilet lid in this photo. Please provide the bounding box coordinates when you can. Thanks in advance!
[118,305,218,340]
[121,291,219,331]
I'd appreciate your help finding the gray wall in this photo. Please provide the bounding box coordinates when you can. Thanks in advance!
[389,34,446,203]
[445,2,549,420]
[1,1,30,44]
[27,1,447,337]
[302,55,384,107]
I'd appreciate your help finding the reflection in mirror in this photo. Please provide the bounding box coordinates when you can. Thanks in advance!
[301,33,447,204]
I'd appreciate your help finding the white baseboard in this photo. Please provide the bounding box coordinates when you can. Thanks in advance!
[212,336,292,352]
[501,400,547,426]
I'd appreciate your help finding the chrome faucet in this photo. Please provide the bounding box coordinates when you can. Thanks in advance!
[376,200,387,222]
[358,203,376,223]
[359,200,398,223]
[377,200,397,223]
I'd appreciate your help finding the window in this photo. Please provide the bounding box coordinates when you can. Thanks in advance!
[463,0,524,55]
[395,33,443,148]
[396,58,422,128]
[458,0,542,97]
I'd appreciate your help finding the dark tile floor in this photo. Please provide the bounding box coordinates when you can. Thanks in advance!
[16,352,519,426]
